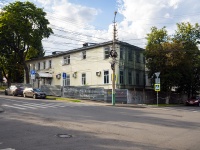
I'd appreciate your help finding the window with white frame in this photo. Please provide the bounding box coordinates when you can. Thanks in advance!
[63,55,70,65]
[119,71,124,84]
[82,51,86,59]
[38,62,40,70]
[49,60,52,68]
[104,47,110,59]
[82,73,86,85]
[43,61,46,69]
[33,64,35,70]
[104,70,109,84]
[63,74,70,86]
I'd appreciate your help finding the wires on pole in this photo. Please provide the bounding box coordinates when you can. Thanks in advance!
[111,11,117,106]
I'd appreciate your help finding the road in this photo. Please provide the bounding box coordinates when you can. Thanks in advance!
[0,95,200,150]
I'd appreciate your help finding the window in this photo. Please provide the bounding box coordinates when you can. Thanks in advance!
[128,71,132,85]
[38,62,40,70]
[136,73,140,85]
[64,74,70,86]
[49,60,52,68]
[119,71,124,84]
[33,64,35,70]
[82,73,86,85]
[43,61,46,69]
[128,49,133,61]
[104,71,109,84]
[63,55,70,65]
[120,48,124,60]
[66,74,70,85]
[136,52,140,63]
[104,47,110,59]
[82,51,86,59]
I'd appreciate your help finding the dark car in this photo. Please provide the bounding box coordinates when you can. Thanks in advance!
[23,88,46,99]
[5,85,25,96]
[185,96,200,106]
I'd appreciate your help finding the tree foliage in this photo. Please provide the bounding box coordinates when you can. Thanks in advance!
[145,22,200,97]
[0,1,53,85]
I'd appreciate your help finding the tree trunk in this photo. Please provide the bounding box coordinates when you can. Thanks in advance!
[23,62,30,84]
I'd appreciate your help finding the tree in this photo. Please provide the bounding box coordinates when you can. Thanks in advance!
[173,22,200,97]
[145,22,200,99]
[0,1,53,84]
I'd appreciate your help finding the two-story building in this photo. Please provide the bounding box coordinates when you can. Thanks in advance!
[25,41,145,91]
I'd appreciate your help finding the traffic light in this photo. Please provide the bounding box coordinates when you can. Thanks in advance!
[110,50,118,58]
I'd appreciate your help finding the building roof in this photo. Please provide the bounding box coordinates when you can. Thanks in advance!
[26,40,144,62]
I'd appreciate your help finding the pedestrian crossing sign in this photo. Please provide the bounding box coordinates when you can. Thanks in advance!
[154,84,160,91]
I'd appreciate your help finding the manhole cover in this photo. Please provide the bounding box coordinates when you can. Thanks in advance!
[57,134,72,138]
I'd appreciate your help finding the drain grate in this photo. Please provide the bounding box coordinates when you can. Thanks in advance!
[57,134,73,138]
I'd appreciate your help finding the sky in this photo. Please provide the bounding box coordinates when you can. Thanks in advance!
[1,0,200,56]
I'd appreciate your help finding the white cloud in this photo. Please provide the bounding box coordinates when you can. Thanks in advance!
[30,0,200,54]
[115,0,200,47]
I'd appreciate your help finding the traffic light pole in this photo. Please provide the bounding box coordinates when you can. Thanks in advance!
[112,11,117,106]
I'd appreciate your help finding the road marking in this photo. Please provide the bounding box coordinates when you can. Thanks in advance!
[2,104,26,110]
[13,104,37,109]
[0,148,15,150]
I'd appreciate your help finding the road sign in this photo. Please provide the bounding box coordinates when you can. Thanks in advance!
[155,84,160,91]
[31,74,35,80]
[30,70,36,75]
[62,72,67,79]
[155,72,160,78]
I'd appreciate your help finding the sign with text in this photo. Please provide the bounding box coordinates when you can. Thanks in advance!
[154,84,160,91]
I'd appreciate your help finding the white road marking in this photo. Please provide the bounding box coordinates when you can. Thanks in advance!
[2,104,26,110]
[13,104,37,109]
[0,148,15,150]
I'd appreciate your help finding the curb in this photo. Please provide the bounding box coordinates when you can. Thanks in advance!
[0,107,4,113]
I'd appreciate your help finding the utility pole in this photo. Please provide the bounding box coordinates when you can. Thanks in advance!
[110,11,117,106]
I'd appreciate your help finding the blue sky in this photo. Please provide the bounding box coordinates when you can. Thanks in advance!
[1,0,200,55]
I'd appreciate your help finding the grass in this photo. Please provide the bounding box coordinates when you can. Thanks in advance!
[46,96,81,103]
[0,86,6,90]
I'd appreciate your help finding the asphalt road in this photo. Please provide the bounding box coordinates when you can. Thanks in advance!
[0,95,200,150]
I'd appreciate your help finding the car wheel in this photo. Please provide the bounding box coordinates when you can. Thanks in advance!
[5,91,8,95]
[33,94,37,99]
[199,103,200,107]
[23,93,26,98]
[12,92,17,96]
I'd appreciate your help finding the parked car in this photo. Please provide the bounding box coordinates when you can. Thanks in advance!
[185,96,200,106]
[5,85,25,96]
[23,88,46,99]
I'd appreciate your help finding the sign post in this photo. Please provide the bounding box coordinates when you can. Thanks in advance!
[62,73,66,97]
[30,70,36,88]
[155,84,160,106]
[154,72,160,106]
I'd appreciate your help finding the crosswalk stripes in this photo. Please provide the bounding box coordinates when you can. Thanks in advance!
[2,102,87,110]
[151,106,200,112]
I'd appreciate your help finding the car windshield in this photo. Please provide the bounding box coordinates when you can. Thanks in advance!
[33,88,41,92]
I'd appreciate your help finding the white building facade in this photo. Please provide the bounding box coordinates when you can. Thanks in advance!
[25,41,145,90]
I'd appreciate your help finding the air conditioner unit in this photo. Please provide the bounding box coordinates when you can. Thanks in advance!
[56,74,61,79]
[96,71,101,76]
[73,72,77,78]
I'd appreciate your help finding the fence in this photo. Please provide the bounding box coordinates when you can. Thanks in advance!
[40,85,186,104]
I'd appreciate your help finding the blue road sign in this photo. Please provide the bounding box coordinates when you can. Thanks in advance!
[62,72,67,79]
[30,70,36,75]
